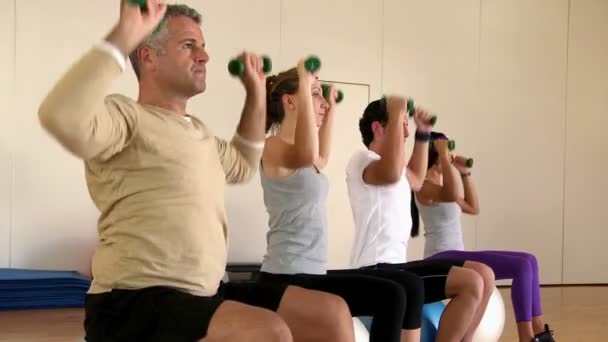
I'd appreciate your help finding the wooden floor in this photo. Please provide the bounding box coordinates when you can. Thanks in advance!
[499,286,608,341]
[0,286,606,341]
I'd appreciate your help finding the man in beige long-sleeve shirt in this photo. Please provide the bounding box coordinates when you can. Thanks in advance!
[38,2,355,341]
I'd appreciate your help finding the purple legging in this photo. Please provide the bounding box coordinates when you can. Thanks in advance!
[426,250,542,322]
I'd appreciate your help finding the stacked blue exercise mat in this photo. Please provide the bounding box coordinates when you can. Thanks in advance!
[0,268,91,311]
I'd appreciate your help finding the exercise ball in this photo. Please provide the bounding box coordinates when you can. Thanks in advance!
[472,286,505,342]
[353,317,370,342]
[419,286,505,342]
[356,286,504,341]
[357,302,445,342]
[357,316,372,331]
[421,301,445,342]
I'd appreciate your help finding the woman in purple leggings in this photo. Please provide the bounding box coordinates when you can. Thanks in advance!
[411,131,556,342]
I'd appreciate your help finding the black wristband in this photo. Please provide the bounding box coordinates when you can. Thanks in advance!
[461,172,472,177]
[415,131,431,142]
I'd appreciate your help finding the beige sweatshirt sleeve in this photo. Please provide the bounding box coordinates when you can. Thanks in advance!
[38,47,137,161]
[214,135,264,184]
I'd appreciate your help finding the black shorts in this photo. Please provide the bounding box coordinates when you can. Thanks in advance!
[257,270,417,340]
[84,281,288,342]
[363,258,465,303]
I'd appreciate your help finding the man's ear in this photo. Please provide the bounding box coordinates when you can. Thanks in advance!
[371,121,384,138]
[138,46,157,74]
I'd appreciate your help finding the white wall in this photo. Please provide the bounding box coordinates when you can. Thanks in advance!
[280,1,383,97]
[10,1,121,275]
[1,0,607,284]
[0,0,15,268]
[563,0,608,284]
[475,0,569,284]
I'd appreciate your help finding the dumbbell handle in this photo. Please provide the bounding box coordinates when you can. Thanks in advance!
[431,139,455,151]
[128,0,147,7]
[407,98,437,126]
[336,90,344,103]
[321,84,344,104]
[228,56,272,76]
[454,156,474,168]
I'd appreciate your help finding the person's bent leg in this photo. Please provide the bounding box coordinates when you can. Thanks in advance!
[202,300,292,342]
[223,279,354,342]
[370,261,483,342]
[482,250,554,341]
[330,268,424,342]
[461,261,495,341]
[429,250,538,341]
[441,266,484,342]
[287,272,406,342]
[83,286,292,342]
[277,285,355,342]
[525,252,546,336]
[485,250,546,335]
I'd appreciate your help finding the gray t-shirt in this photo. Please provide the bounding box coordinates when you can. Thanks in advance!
[260,164,329,274]
[415,196,465,258]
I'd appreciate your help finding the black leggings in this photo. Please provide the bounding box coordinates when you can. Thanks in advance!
[327,268,424,326]
[257,270,422,342]
[362,258,466,303]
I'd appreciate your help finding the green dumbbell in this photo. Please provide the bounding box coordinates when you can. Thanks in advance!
[128,0,166,33]
[431,139,456,151]
[304,55,321,72]
[128,0,147,6]
[454,156,474,168]
[228,55,272,77]
[407,98,415,115]
[407,98,437,126]
[321,84,344,104]
[336,90,344,103]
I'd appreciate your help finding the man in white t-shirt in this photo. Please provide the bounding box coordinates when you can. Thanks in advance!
[346,96,496,342]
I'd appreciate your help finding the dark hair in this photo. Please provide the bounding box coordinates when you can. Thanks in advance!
[427,131,449,169]
[358,98,389,147]
[265,68,299,132]
[410,131,449,237]
[410,191,420,237]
